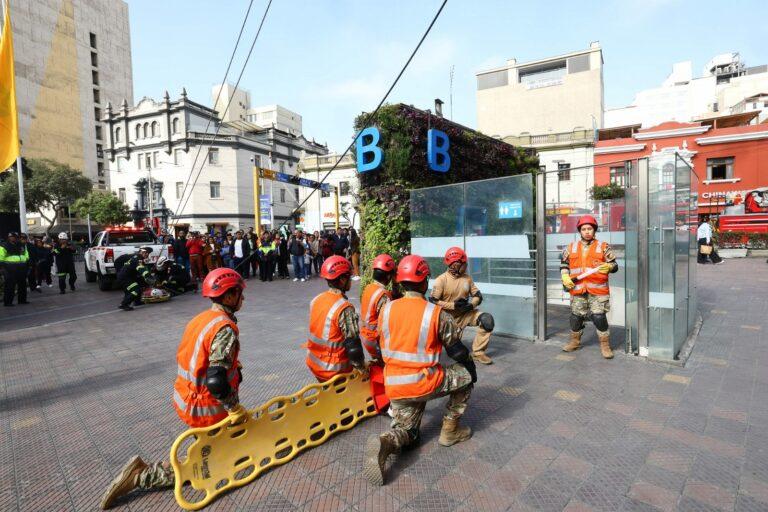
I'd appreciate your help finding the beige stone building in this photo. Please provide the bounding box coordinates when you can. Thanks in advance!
[476,42,603,138]
[11,0,133,190]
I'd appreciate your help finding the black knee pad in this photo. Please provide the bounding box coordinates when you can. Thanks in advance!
[569,314,586,332]
[591,313,609,332]
[478,312,494,332]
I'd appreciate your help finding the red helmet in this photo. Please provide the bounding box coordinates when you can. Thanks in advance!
[576,215,598,231]
[396,255,430,283]
[444,246,467,265]
[321,255,352,280]
[202,268,246,298]
[372,254,395,272]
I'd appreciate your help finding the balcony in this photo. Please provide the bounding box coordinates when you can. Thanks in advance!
[503,129,595,149]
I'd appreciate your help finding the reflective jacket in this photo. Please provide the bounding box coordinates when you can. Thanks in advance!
[173,309,240,427]
[379,296,444,400]
[0,241,29,266]
[305,290,353,381]
[567,239,609,296]
[360,282,391,358]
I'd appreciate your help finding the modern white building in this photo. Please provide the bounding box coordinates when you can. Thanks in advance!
[606,53,768,128]
[476,43,604,206]
[297,153,359,232]
[104,90,327,234]
[211,83,302,136]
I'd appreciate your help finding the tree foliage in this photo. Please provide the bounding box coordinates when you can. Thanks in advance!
[73,191,131,227]
[589,183,625,200]
[352,104,539,290]
[0,158,92,232]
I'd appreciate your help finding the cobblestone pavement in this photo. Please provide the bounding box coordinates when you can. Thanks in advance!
[1,260,767,511]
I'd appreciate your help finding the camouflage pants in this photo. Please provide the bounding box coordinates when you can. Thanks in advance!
[137,461,174,489]
[571,293,610,335]
[382,363,473,450]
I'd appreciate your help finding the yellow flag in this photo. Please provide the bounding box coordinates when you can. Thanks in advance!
[0,0,20,171]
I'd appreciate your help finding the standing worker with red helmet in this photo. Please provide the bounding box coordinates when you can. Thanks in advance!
[305,255,366,381]
[364,255,476,486]
[561,215,618,358]
[359,254,397,361]
[100,268,250,509]
[429,246,495,364]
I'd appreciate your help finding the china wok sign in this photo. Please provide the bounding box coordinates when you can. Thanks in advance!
[356,126,451,174]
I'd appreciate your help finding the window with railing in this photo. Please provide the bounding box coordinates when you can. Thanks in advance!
[610,166,626,187]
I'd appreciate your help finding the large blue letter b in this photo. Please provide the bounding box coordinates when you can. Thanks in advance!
[356,127,383,173]
[427,128,450,173]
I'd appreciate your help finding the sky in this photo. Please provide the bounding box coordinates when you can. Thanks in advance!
[127,0,768,152]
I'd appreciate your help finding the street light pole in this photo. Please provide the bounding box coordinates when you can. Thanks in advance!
[147,164,154,232]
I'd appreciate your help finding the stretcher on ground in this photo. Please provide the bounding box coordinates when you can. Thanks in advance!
[170,366,387,510]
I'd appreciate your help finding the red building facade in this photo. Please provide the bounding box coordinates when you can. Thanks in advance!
[595,118,768,219]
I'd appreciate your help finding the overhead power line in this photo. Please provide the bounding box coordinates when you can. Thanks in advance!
[172,0,273,223]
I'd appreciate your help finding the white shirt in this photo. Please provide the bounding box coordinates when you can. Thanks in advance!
[697,222,712,243]
[234,239,244,258]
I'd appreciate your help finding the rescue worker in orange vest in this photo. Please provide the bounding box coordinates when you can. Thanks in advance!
[430,247,495,364]
[100,268,250,509]
[359,254,397,362]
[305,255,366,381]
[364,255,476,486]
[561,215,618,359]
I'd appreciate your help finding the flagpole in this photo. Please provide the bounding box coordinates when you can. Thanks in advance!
[16,156,26,232]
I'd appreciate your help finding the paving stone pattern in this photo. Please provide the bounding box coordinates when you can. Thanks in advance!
[1,259,768,511]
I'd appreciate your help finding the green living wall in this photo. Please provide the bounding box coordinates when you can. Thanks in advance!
[353,103,539,283]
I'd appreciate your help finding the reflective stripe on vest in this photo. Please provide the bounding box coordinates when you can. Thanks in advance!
[307,297,348,347]
[307,351,350,372]
[384,365,438,386]
[361,286,386,330]
[177,314,229,386]
[380,301,439,364]
[569,239,609,296]
[173,389,225,418]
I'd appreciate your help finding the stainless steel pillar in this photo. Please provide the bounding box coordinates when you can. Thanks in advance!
[637,158,649,356]
[535,171,547,342]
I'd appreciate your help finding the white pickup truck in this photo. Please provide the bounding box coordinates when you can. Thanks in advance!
[84,228,172,291]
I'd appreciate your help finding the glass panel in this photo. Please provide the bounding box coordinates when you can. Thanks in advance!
[647,154,677,360]
[465,175,535,338]
[410,174,535,339]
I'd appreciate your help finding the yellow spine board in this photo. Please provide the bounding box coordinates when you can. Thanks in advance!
[170,372,377,510]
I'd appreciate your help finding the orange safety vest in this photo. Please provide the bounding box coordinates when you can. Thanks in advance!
[305,290,353,381]
[568,239,610,296]
[359,282,392,358]
[173,309,240,428]
[379,296,444,400]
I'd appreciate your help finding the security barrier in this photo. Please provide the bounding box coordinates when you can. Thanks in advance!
[169,371,377,510]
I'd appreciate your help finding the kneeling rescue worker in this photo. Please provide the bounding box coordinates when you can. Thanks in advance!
[561,215,618,359]
[154,255,194,295]
[430,247,495,364]
[305,255,366,381]
[364,255,476,486]
[117,246,153,311]
[100,268,250,509]
[359,254,397,362]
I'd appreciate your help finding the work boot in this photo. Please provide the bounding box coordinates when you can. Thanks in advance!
[100,455,148,509]
[563,331,582,352]
[363,434,397,486]
[438,417,472,447]
[472,352,493,365]
[599,333,614,359]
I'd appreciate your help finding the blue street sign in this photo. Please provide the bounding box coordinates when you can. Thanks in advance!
[498,201,523,219]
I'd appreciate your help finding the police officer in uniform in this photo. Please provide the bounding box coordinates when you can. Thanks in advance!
[430,247,495,364]
[0,232,29,306]
[116,247,153,311]
[359,254,397,362]
[100,268,250,509]
[304,255,366,382]
[364,255,476,486]
[560,215,618,359]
